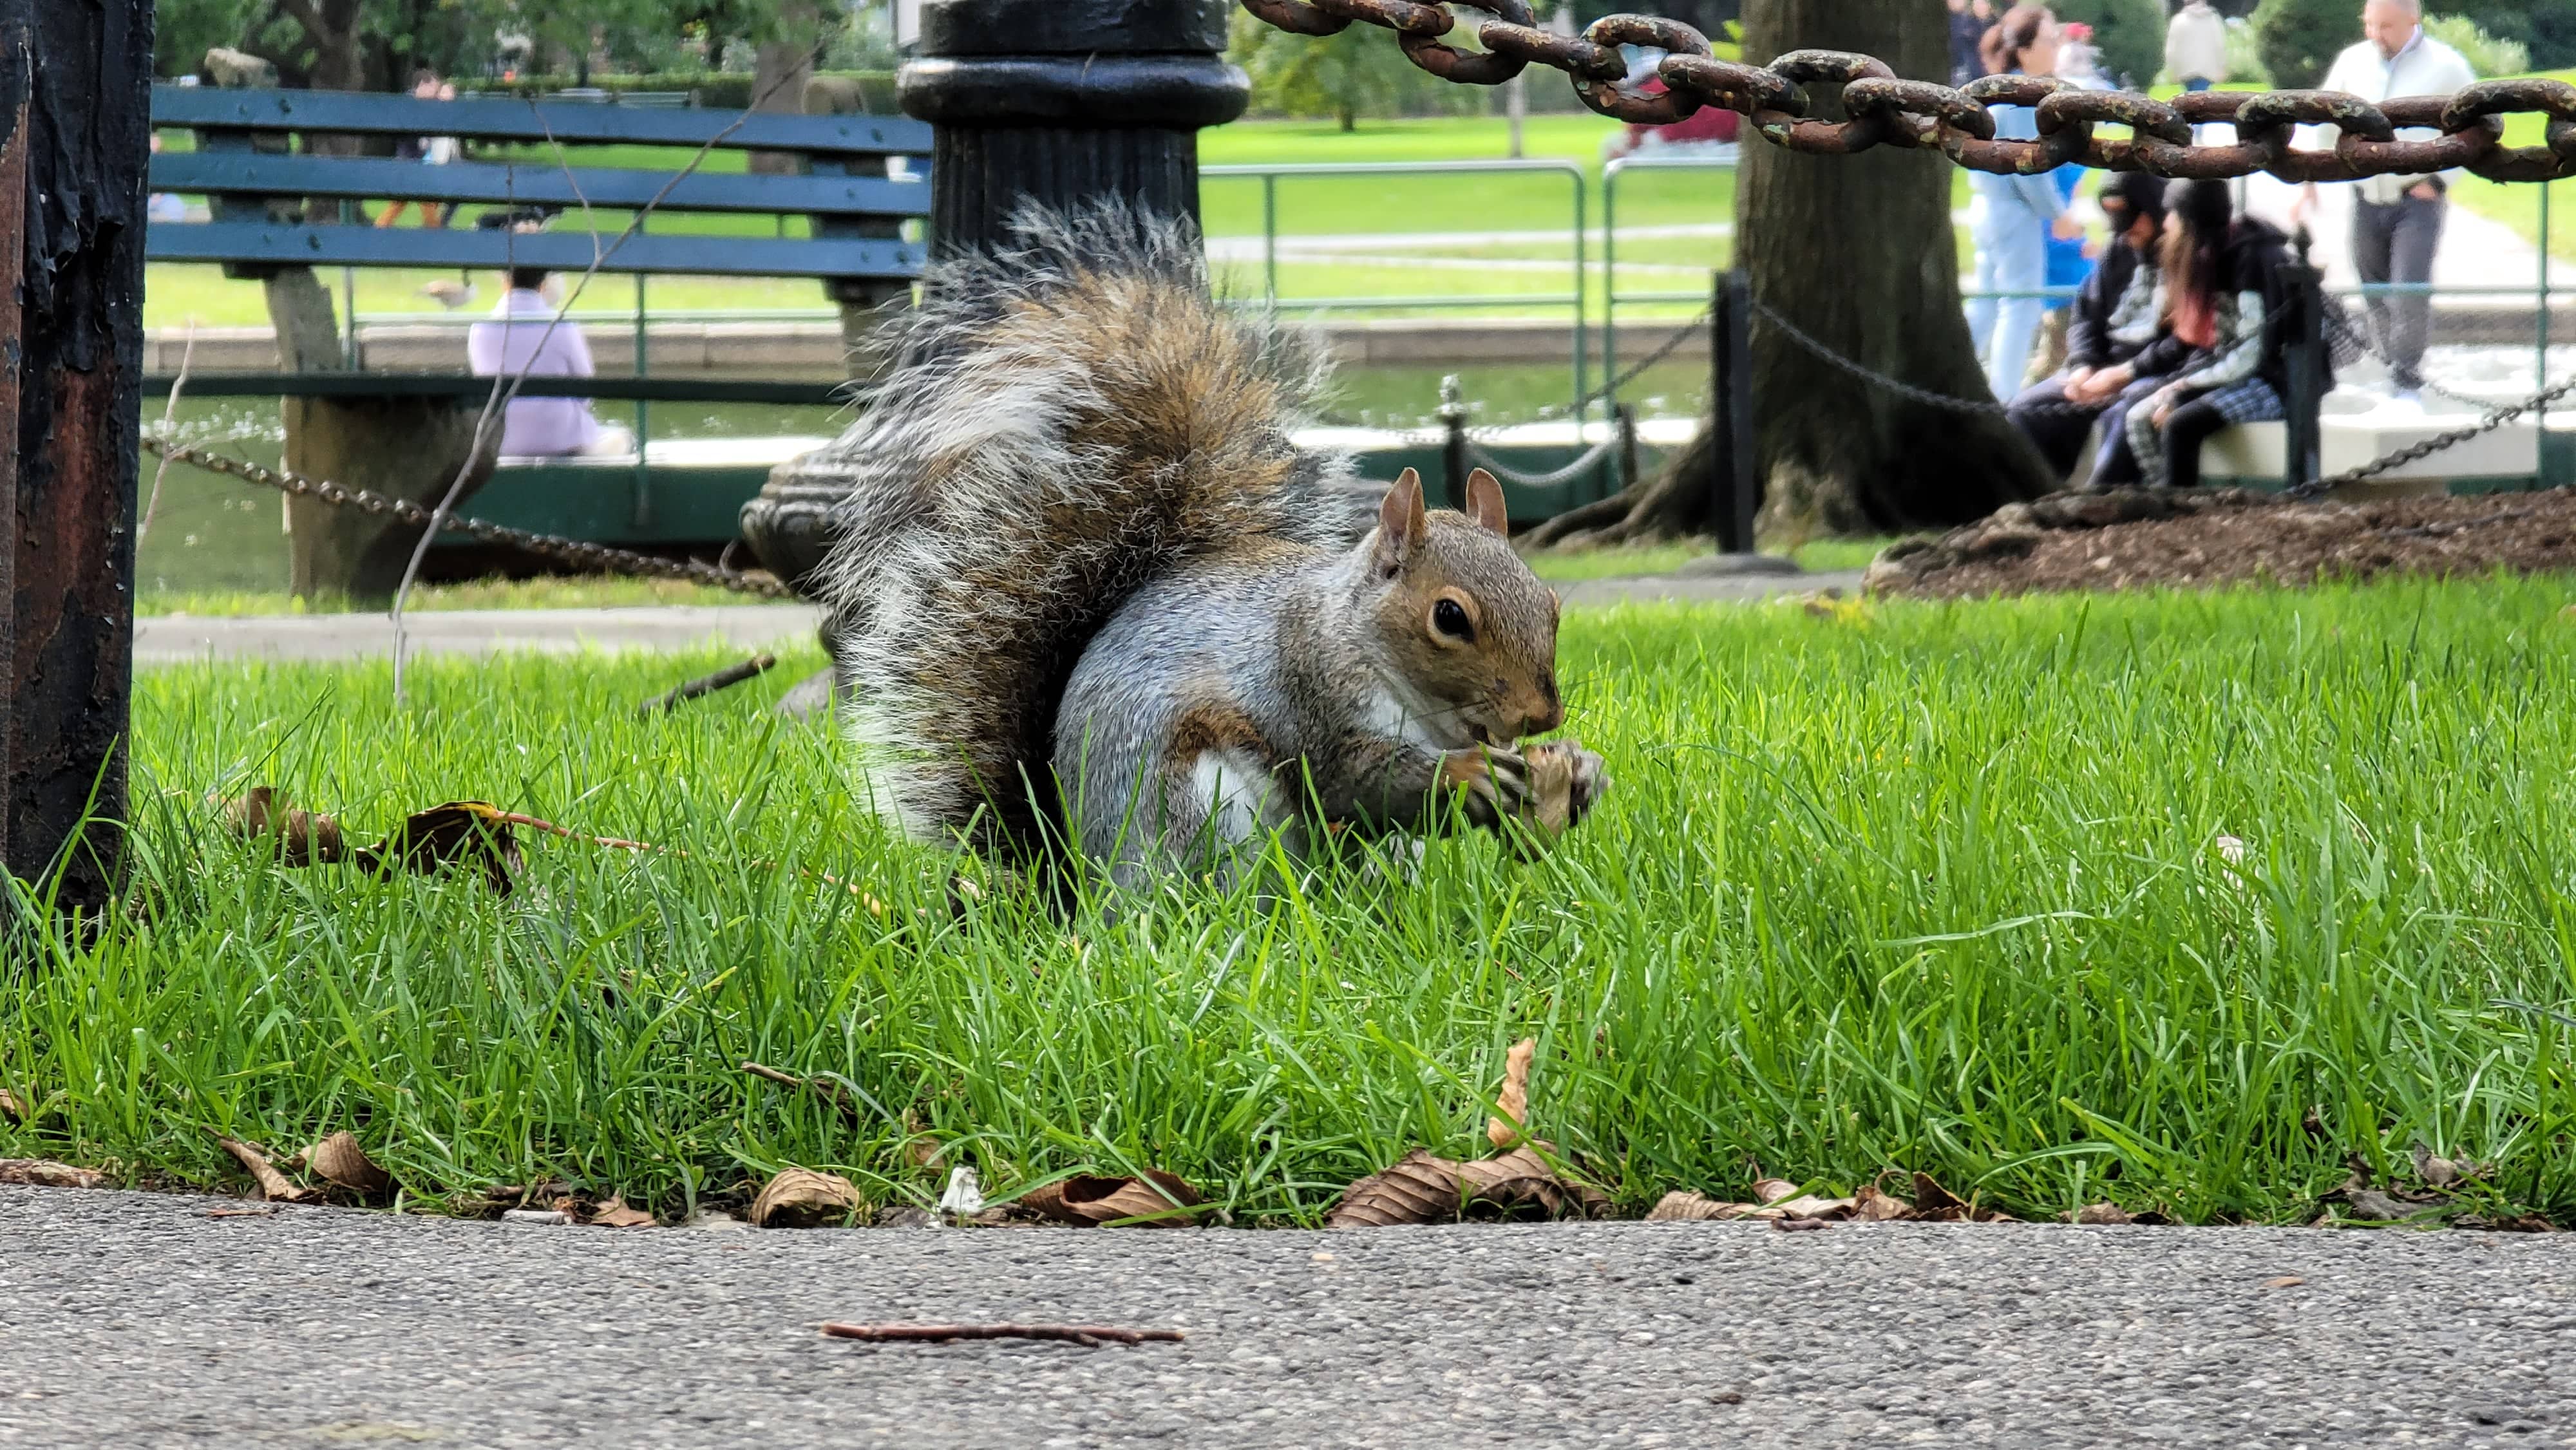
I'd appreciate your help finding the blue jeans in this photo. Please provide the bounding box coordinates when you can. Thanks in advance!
[1967,205,2049,401]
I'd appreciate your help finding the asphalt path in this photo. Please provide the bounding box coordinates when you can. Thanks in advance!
[3,1185,2570,1447]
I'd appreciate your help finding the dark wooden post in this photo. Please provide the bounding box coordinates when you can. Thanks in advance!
[899,0,1249,256]
[1,0,151,912]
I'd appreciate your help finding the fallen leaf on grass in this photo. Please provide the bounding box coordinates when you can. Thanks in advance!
[225,787,346,865]
[587,1197,655,1229]
[750,1167,862,1229]
[0,1159,108,1189]
[1487,1037,1534,1151]
[1853,1180,1915,1221]
[223,789,520,893]
[1021,1170,1203,1228]
[2072,1202,2136,1226]
[0,1088,30,1122]
[303,1131,392,1196]
[2411,1141,2492,1191]
[1908,1172,2009,1223]
[1331,1146,1608,1228]
[217,1138,317,1203]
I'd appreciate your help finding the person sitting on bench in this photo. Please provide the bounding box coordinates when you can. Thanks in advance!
[2091,179,2309,492]
[2005,171,2177,480]
[465,263,634,458]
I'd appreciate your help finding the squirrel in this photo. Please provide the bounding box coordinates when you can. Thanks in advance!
[811,203,1605,890]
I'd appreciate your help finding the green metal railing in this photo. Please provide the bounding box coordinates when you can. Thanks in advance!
[1201,159,1594,413]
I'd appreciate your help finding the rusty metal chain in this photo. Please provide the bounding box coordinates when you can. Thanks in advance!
[138,435,798,599]
[1238,1,2576,183]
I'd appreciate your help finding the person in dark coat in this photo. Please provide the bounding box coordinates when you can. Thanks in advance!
[2005,171,2175,480]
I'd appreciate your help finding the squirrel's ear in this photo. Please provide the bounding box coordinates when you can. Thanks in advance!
[1376,467,1428,571]
[1464,468,1508,536]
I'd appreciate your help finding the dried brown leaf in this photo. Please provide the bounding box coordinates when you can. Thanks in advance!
[304,1131,392,1196]
[1853,1181,1914,1221]
[1020,1169,1202,1228]
[355,802,522,895]
[1331,1150,1473,1228]
[1751,1177,1801,1205]
[588,1196,655,1229]
[217,1138,316,1202]
[1645,1190,1762,1221]
[0,1158,107,1189]
[0,1088,28,1123]
[2263,1275,2305,1289]
[1487,1037,1535,1151]
[2073,1201,2136,1225]
[1331,1145,1606,1228]
[1908,1172,2009,1221]
[749,1167,862,1228]
[1767,1193,1857,1220]
[225,786,346,866]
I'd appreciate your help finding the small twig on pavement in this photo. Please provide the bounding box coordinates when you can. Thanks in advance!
[820,1323,1187,1347]
[636,653,777,718]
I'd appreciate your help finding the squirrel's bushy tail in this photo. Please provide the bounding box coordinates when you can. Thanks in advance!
[811,202,1366,855]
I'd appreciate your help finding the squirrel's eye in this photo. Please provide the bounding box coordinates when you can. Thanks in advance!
[1433,598,1473,642]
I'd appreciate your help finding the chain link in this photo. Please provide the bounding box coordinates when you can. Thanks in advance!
[138,435,799,599]
[1238,2,2576,183]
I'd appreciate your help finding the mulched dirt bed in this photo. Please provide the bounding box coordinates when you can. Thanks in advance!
[1864,485,2576,599]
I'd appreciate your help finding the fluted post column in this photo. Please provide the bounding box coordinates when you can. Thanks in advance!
[899,0,1249,257]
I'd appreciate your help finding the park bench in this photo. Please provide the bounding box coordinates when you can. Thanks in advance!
[144,76,931,597]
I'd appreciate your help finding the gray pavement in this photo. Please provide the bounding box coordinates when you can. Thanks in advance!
[133,572,1861,666]
[2,1185,2570,1447]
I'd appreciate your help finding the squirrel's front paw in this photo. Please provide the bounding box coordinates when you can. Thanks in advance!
[1514,740,1607,849]
[1537,740,1608,831]
[1443,746,1535,830]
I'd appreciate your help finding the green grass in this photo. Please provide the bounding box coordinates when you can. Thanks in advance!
[8,576,2573,1226]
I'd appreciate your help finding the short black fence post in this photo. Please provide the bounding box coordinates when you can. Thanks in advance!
[2283,259,2326,493]
[1709,268,1759,554]
[1439,374,1470,511]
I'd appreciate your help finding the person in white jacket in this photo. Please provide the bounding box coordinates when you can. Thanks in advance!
[2164,0,2228,91]
[2291,0,2476,406]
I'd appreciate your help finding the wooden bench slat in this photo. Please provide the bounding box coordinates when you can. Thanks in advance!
[146,221,923,279]
[151,153,929,218]
[152,84,932,156]
[138,372,860,404]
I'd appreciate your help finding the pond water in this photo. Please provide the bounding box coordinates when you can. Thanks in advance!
[137,359,1712,599]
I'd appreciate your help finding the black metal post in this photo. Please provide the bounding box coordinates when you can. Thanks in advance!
[899,0,1249,256]
[1709,269,1758,554]
[1439,375,1470,513]
[2,0,149,914]
[2283,261,2325,493]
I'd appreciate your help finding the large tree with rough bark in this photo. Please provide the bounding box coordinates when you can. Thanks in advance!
[1527,0,2054,549]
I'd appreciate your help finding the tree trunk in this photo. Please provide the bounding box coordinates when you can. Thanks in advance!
[750,2,822,176]
[1526,0,2052,550]
[1739,0,2052,533]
